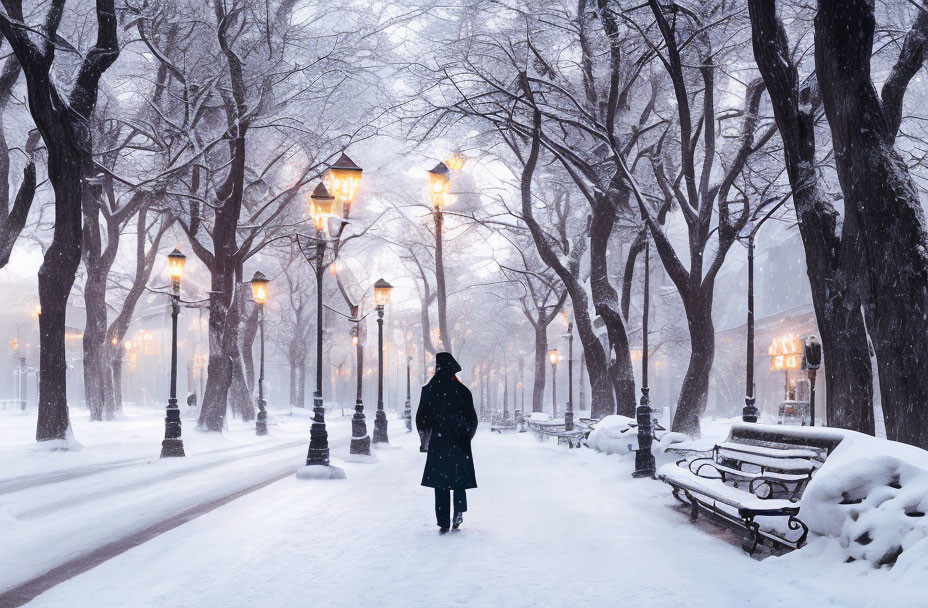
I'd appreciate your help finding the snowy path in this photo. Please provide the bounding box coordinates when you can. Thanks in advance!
[7,428,896,608]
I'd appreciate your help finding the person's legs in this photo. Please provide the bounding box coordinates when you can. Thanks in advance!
[434,488,451,529]
[453,489,467,514]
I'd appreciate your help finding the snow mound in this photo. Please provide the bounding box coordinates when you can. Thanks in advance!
[800,453,928,569]
[528,412,552,422]
[586,416,690,456]
[586,415,637,455]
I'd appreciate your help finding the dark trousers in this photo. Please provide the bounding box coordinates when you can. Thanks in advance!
[434,488,467,528]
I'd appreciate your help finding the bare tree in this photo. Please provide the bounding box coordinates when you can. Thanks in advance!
[0,0,119,441]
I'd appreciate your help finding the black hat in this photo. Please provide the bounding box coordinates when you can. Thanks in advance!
[435,352,461,375]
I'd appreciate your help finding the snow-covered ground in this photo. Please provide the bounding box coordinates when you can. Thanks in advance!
[2,408,918,607]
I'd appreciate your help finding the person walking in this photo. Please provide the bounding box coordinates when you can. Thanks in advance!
[416,352,478,533]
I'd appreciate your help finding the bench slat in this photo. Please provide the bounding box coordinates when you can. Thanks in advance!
[716,441,821,460]
[659,465,799,513]
[717,448,817,472]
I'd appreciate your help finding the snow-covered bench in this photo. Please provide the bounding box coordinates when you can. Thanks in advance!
[527,419,585,448]
[658,424,844,554]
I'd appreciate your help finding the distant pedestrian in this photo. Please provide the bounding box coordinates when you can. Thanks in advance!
[415,352,478,534]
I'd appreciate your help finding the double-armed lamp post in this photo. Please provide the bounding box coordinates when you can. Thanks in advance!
[251,271,269,436]
[297,154,362,480]
[161,248,187,458]
[373,278,393,444]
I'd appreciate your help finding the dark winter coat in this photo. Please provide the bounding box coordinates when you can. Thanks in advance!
[416,356,478,490]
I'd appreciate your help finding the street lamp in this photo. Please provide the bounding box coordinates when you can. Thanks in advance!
[161,248,186,458]
[633,235,656,479]
[298,153,362,480]
[427,162,451,352]
[564,319,575,431]
[548,349,560,418]
[251,271,269,436]
[445,151,466,172]
[373,278,393,444]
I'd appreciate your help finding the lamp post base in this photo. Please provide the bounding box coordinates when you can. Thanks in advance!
[632,395,656,479]
[255,399,268,436]
[373,409,389,444]
[564,408,574,432]
[350,399,371,455]
[742,396,759,423]
[160,398,185,458]
[404,398,412,432]
[306,392,330,466]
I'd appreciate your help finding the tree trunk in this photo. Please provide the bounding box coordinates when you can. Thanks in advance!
[82,267,108,421]
[672,291,714,435]
[36,151,83,441]
[199,286,235,431]
[749,0,875,435]
[532,326,547,413]
[815,0,928,448]
[589,193,635,417]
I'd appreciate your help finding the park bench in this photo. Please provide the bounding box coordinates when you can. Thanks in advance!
[658,424,844,554]
[527,419,585,448]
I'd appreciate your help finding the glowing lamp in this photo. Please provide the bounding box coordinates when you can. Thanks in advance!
[11,338,18,351]
[167,248,186,289]
[309,182,336,232]
[548,349,560,365]
[427,162,451,210]
[445,151,466,171]
[327,153,363,206]
[251,271,269,304]
[373,278,393,307]
[352,335,360,346]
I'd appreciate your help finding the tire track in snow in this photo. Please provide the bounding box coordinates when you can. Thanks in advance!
[15,440,307,520]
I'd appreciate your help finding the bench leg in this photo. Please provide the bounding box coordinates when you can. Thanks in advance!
[683,490,699,522]
[741,515,761,555]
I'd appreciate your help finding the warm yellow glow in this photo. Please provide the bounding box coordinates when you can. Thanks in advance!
[352,335,359,346]
[329,263,338,276]
[11,338,18,351]
[768,333,803,356]
[111,337,118,346]
[31,304,41,318]
[373,278,393,307]
[167,248,186,282]
[548,349,560,365]
[445,152,466,171]
[124,341,133,350]
[251,271,269,304]
[143,332,153,341]
[427,162,451,210]
[309,182,337,234]
[327,153,363,205]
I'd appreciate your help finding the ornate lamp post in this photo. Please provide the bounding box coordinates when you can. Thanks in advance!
[349,322,371,455]
[548,349,560,418]
[251,271,269,436]
[405,353,413,432]
[633,236,656,479]
[564,320,575,431]
[297,153,362,480]
[161,248,186,458]
[373,278,393,444]
[427,162,451,351]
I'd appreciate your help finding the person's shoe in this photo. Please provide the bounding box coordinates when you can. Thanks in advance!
[452,512,463,530]
[439,527,450,534]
